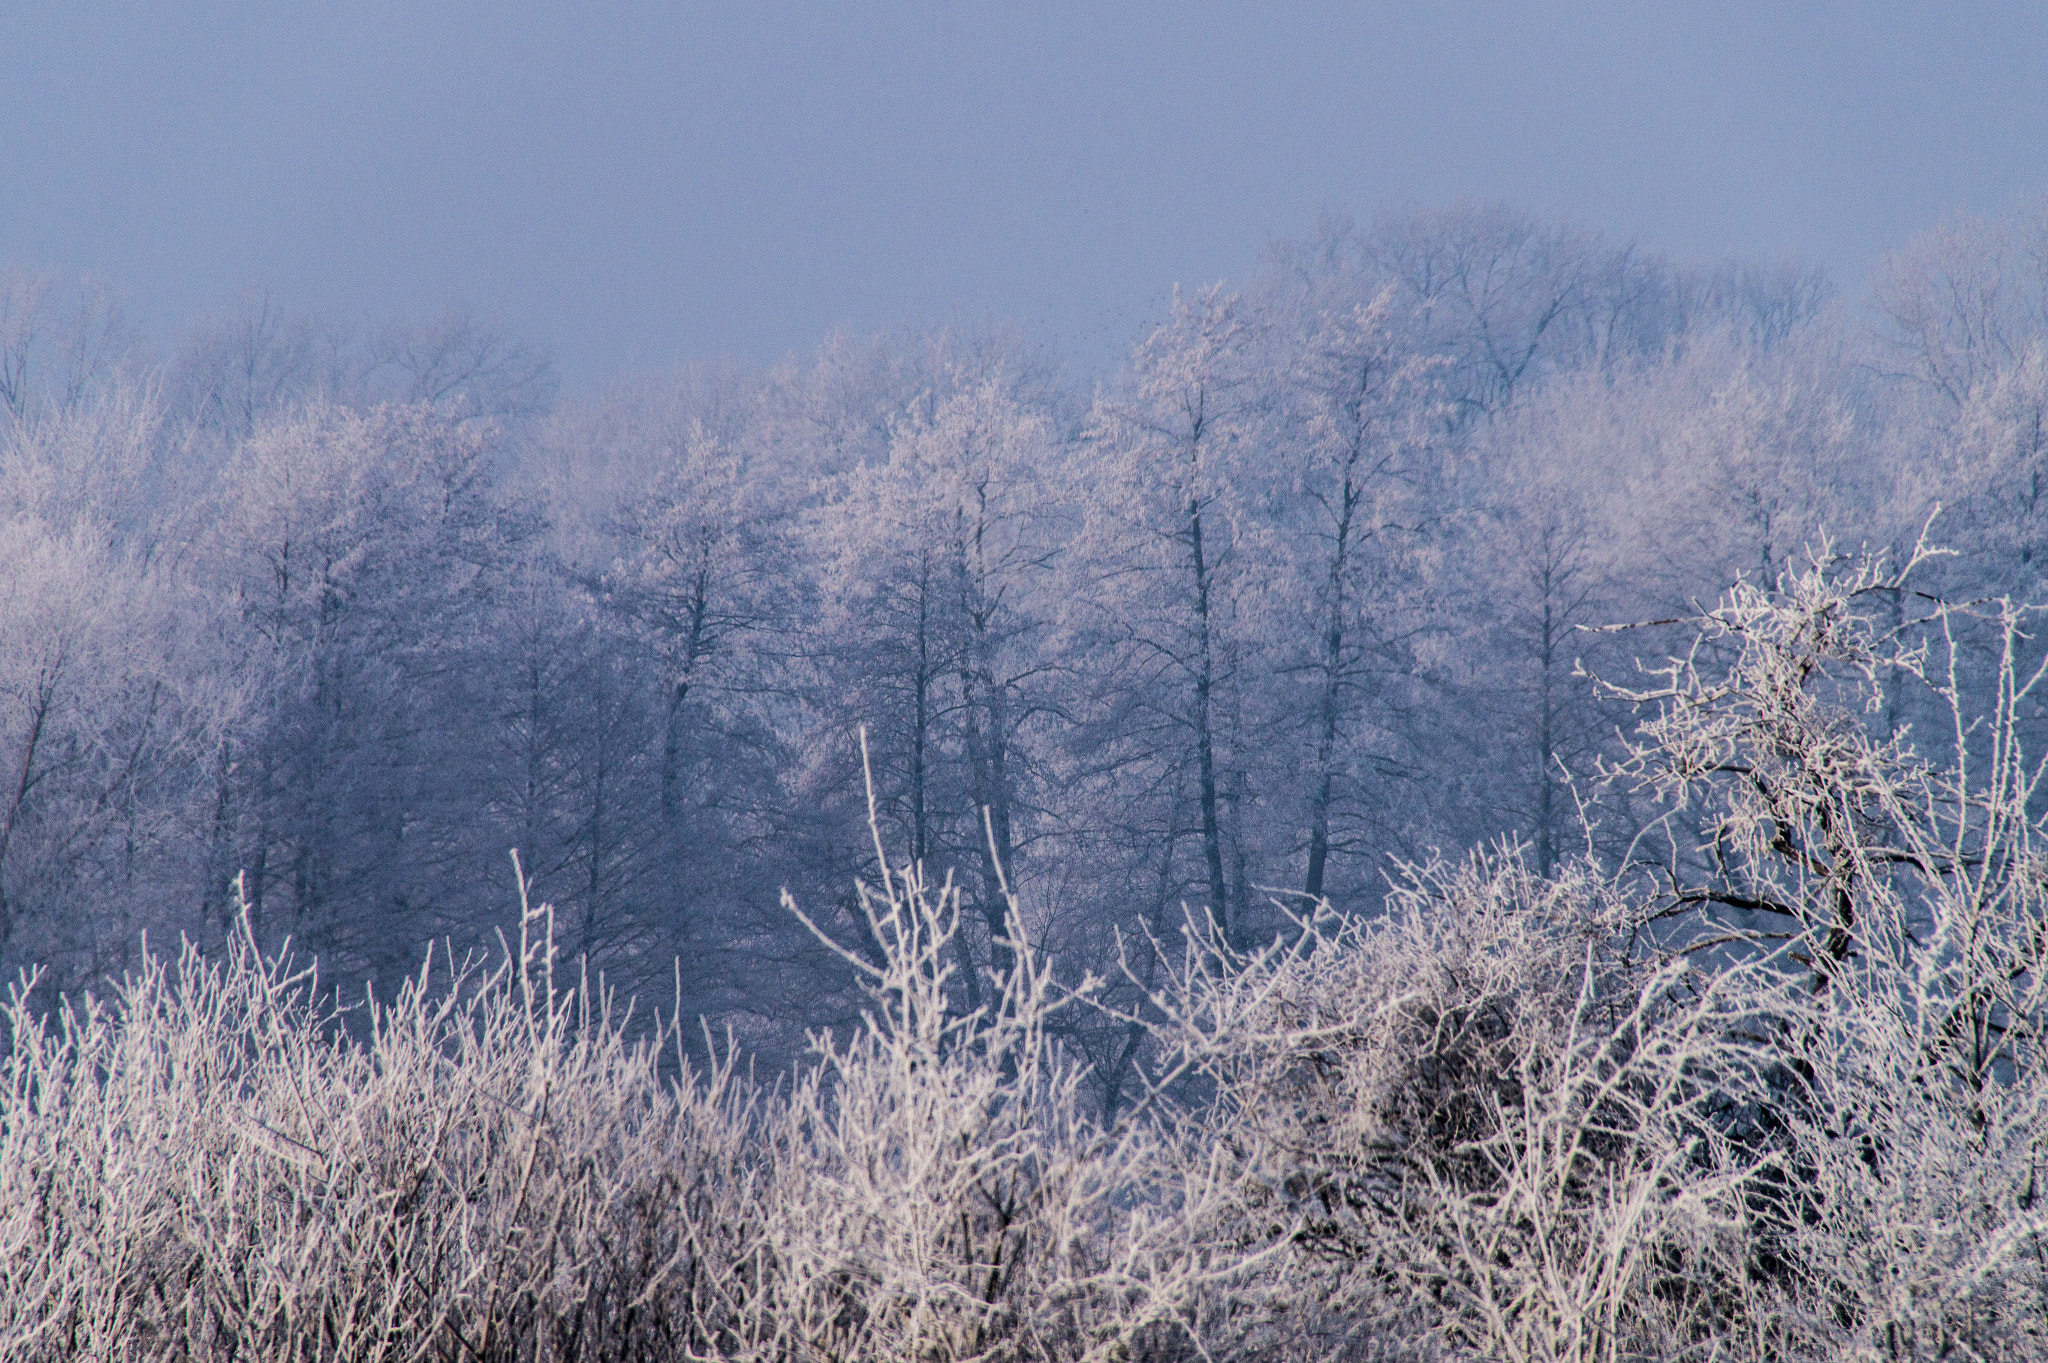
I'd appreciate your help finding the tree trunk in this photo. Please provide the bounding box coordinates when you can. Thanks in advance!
[202,739,237,950]
[962,658,1018,987]
[1189,496,1230,937]
[0,683,54,957]
[662,676,688,828]
[911,582,933,867]
[1537,572,1558,878]
[661,570,712,833]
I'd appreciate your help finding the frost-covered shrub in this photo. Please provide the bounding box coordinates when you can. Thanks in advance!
[748,809,1262,1363]
[1134,853,1783,1363]
[0,840,1260,1362]
[0,880,768,1363]
[1600,543,2048,1360]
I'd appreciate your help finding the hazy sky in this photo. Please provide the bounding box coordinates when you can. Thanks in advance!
[5,2,2046,385]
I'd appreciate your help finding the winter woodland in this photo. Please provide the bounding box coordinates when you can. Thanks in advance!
[4,201,2048,1359]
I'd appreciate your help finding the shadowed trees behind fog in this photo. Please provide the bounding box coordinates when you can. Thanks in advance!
[8,201,2048,1049]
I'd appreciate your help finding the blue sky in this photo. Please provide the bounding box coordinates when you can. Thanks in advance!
[5,1,2045,384]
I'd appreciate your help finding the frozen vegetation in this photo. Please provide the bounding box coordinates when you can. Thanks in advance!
[5,200,2048,1357]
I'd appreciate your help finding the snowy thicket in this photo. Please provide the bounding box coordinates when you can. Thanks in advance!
[0,838,1247,1362]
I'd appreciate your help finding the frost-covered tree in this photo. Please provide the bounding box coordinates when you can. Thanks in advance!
[0,268,135,424]
[1462,429,1629,875]
[1259,286,1446,903]
[1874,199,2048,411]
[369,301,559,420]
[811,381,1069,993]
[1076,286,1273,947]
[483,559,667,969]
[0,523,229,981]
[209,401,523,972]
[0,381,236,985]
[1593,545,2048,1357]
[165,289,354,449]
[601,408,784,833]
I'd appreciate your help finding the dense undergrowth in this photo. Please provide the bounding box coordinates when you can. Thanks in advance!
[4,549,2047,1362]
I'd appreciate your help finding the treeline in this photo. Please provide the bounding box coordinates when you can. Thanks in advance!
[3,199,2048,1076]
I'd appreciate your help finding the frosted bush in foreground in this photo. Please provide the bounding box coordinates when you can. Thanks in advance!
[755,812,1261,1362]
[1602,544,2048,1360]
[1129,854,1788,1363]
[0,871,767,1362]
[1618,544,2048,1361]
[0,832,1257,1362]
